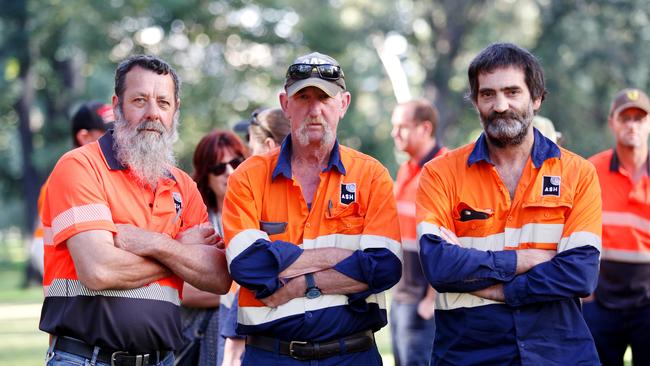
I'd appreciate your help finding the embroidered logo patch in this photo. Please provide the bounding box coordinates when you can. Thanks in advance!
[542,176,561,197]
[340,183,356,205]
[172,192,183,214]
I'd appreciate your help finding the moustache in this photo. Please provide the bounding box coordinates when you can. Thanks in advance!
[136,121,166,134]
[486,110,521,123]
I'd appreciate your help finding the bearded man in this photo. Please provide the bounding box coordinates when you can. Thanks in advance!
[416,43,602,365]
[222,52,402,365]
[40,55,231,366]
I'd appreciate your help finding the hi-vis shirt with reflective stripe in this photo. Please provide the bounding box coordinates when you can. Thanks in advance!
[39,132,208,352]
[222,137,402,341]
[416,129,601,365]
[590,149,650,263]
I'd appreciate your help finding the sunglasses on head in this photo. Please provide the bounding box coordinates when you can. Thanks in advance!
[286,63,344,81]
[208,157,244,176]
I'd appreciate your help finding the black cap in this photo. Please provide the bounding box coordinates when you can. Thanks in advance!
[71,101,114,136]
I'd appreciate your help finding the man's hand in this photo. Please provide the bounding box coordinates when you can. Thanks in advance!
[515,249,556,274]
[471,284,505,302]
[176,224,221,246]
[417,296,435,320]
[115,224,159,256]
[259,276,306,308]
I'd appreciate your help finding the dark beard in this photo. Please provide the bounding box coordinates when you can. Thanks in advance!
[480,104,533,148]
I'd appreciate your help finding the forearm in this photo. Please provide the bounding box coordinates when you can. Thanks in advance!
[181,282,221,308]
[316,268,368,295]
[279,247,354,278]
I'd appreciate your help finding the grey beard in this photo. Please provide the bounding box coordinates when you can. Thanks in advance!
[113,108,178,189]
[294,116,336,154]
[480,103,534,148]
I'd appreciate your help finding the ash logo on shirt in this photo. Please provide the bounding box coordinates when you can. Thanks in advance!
[542,176,561,197]
[340,183,356,205]
[172,192,183,214]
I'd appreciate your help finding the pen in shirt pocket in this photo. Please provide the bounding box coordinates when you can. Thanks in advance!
[328,199,333,216]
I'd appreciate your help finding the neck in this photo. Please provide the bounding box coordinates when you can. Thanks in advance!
[616,143,649,180]
[291,137,333,169]
[487,128,535,167]
[410,138,437,163]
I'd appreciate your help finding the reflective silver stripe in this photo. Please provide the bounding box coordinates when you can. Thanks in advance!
[396,201,416,218]
[43,227,54,246]
[416,221,442,241]
[238,291,387,326]
[303,234,359,251]
[558,231,602,253]
[603,211,650,236]
[44,279,180,305]
[436,292,503,310]
[226,229,270,268]
[401,238,418,252]
[52,204,113,239]
[360,234,402,262]
[220,291,237,308]
[459,232,505,251]
[504,223,564,248]
[601,248,650,263]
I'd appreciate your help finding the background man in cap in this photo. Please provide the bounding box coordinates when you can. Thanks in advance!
[417,43,601,365]
[40,55,231,365]
[585,88,650,366]
[390,99,446,366]
[222,51,402,365]
[29,101,115,279]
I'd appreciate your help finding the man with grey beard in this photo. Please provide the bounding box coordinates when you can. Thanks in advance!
[221,52,402,365]
[40,55,231,366]
[417,43,602,365]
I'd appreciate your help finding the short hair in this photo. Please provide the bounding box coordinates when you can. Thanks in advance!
[114,55,181,104]
[467,43,546,104]
[249,108,291,145]
[192,130,248,210]
[398,99,439,137]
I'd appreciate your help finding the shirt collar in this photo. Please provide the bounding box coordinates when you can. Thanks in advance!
[272,134,347,181]
[98,129,176,180]
[609,148,650,175]
[418,144,443,167]
[468,127,561,168]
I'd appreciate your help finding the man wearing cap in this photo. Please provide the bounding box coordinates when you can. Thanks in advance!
[30,101,115,277]
[585,88,650,366]
[222,52,402,365]
[389,99,446,366]
[40,55,231,365]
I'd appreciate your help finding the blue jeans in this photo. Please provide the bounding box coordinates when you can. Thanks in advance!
[46,349,174,366]
[583,301,650,366]
[390,301,436,366]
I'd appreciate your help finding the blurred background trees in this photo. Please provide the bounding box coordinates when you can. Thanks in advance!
[1,0,649,236]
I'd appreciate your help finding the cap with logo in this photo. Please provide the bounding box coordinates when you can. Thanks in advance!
[609,88,650,117]
[284,52,346,97]
[71,101,114,136]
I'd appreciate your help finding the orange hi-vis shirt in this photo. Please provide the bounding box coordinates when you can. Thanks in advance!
[590,149,650,262]
[222,138,402,341]
[39,132,208,353]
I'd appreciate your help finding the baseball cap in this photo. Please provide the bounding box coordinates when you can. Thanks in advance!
[609,88,650,117]
[284,52,346,97]
[71,101,114,136]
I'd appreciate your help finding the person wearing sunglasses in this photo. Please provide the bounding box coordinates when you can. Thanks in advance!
[177,129,247,366]
[222,52,402,365]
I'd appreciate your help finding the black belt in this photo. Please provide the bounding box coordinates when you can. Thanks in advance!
[53,336,171,366]
[246,330,375,361]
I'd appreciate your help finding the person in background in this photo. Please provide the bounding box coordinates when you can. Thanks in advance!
[417,43,601,365]
[219,108,291,366]
[30,101,114,279]
[389,99,447,366]
[180,129,248,366]
[585,88,650,366]
[532,115,562,145]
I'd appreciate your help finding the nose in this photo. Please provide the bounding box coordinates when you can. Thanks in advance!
[391,125,400,139]
[307,100,322,118]
[493,93,509,113]
[143,100,162,122]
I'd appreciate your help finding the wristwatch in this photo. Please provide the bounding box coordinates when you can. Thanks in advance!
[304,273,322,299]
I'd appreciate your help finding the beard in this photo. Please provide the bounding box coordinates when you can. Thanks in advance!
[480,102,535,148]
[294,116,336,149]
[113,106,179,189]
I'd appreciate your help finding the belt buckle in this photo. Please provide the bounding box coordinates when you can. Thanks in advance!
[111,351,150,366]
[289,340,309,360]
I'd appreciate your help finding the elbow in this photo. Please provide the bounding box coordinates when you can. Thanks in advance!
[78,266,114,291]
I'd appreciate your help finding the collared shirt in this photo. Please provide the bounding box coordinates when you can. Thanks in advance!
[393,144,448,304]
[590,148,650,308]
[222,136,402,342]
[40,131,208,353]
[417,128,602,365]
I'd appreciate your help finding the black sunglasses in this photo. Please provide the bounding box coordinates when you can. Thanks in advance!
[208,157,244,176]
[286,63,344,81]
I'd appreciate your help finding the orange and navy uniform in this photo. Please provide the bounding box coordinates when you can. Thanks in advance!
[39,131,208,353]
[392,145,447,304]
[417,129,602,365]
[589,149,650,308]
[222,137,402,341]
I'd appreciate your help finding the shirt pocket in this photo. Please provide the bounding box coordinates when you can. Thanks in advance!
[325,202,365,235]
[518,200,572,250]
